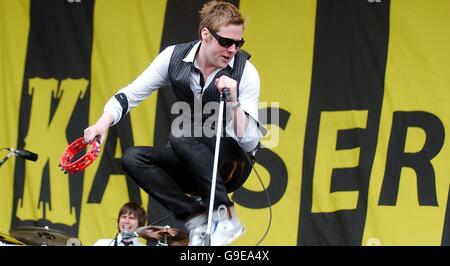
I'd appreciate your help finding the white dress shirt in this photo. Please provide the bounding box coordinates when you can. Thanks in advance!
[104,41,264,152]
[93,233,145,246]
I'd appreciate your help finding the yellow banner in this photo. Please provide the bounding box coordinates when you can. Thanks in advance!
[363,0,450,246]
[1,0,450,246]
[0,0,29,234]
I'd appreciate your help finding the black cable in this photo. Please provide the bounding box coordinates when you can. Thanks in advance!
[252,166,272,246]
[242,151,273,246]
[149,213,173,226]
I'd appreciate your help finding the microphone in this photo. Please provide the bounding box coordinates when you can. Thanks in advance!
[9,148,38,162]
[223,87,231,102]
[122,229,138,241]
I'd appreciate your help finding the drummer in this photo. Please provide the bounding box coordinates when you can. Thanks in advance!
[93,202,148,246]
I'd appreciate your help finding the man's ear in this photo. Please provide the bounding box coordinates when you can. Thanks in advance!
[200,27,210,41]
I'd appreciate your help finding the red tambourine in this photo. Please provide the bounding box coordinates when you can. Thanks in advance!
[59,137,101,174]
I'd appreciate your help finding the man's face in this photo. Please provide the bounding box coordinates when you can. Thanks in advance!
[204,24,244,69]
[118,212,139,233]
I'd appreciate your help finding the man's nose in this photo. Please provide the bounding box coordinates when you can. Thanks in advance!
[227,44,237,52]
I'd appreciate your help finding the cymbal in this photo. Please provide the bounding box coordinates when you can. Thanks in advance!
[9,226,75,246]
[137,225,188,245]
[0,231,24,245]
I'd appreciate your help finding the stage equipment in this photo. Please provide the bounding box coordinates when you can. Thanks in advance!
[10,226,77,246]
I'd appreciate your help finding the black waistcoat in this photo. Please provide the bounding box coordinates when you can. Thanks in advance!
[167,41,248,130]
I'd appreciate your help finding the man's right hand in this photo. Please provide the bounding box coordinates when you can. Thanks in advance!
[83,112,114,144]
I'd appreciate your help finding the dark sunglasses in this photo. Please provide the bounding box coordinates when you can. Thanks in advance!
[208,29,245,48]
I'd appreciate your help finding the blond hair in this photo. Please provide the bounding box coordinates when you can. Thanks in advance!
[198,0,244,38]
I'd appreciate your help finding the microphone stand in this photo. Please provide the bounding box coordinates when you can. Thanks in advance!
[0,150,14,167]
[204,91,227,246]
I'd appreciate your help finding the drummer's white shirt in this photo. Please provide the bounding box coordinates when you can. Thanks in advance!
[93,233,145,246]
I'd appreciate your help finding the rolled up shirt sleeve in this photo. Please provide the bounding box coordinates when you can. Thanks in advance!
[225,60,266,152]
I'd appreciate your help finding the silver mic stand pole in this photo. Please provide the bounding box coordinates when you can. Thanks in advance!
[204,90,228,246]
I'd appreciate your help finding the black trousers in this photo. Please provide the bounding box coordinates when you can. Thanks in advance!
[121,134,254,220]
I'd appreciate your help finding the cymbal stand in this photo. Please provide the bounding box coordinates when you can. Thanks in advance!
[156,225,170,246]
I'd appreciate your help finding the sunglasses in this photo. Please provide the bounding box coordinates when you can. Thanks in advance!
[208,29,245,48]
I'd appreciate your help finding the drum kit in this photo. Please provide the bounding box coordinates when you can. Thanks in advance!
[0,226,81,246]
[0,225,188,246]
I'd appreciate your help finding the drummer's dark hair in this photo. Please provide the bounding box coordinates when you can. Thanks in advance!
[117,202,147,227]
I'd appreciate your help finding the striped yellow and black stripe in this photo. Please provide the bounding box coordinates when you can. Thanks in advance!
[2,0,450,246]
